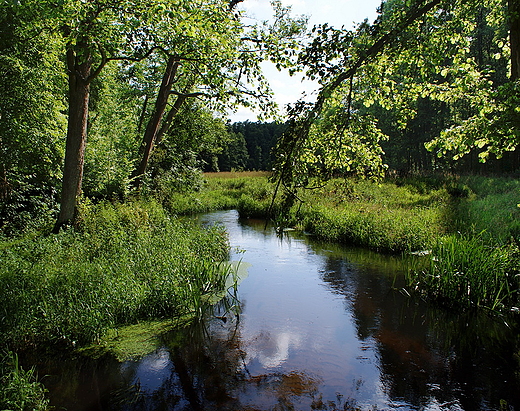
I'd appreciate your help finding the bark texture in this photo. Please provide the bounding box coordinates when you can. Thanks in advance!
[54,48,91,232]
[133,55,180,182]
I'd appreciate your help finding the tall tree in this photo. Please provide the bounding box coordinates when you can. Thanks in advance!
[273,0,518,197]
[130,0,307,182]
[51,0,192,231]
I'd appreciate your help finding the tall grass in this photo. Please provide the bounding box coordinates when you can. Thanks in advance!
[290,178,449,253]
[0,352,49,411]
[453,175,520,244]
[0,198,230,349]
[407,234,520,311]
[156,174,277,217]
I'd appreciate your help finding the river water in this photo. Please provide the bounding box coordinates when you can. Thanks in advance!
[39,210,520,410]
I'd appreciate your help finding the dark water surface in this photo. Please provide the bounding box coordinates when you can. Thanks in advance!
[35,210,520,410]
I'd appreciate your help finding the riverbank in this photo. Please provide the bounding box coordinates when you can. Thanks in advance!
[196,172,520,311]
[0,198,230,350]
[0,198,231,408]
[2,172,519,407]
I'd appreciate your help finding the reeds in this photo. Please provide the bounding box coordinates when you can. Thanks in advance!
[407,234,520,311]
[0,352,49,411]
[0,199,231,349]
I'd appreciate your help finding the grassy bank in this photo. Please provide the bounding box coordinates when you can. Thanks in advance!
[197,172,520,311]
[0,198,230,350]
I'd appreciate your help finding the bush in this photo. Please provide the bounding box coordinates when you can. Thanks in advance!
[0,199,230,349]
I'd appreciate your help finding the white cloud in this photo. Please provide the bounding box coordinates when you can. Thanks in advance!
[229,0,381,122]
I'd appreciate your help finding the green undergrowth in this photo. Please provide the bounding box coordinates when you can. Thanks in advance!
[291,178,450,253]
[0,352,49,411]
[0,198,230,350]
[454,175,520,244]
[157,174,277,217]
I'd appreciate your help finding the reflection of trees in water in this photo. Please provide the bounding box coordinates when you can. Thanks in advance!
[121,309,366,410]
[318,252,520,410]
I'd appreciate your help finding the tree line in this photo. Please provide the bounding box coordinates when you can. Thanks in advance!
[1,0,519,234]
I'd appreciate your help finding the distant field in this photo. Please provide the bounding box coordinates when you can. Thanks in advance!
[204,171,271,179]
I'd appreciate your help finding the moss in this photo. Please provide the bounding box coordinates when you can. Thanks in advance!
[79,316,193,361]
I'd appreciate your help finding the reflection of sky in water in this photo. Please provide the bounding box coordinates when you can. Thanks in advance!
[122,348,173,393]
[244,329,303,368]
[226,214,387,406]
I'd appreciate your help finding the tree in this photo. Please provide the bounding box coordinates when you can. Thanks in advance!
[48,0,200,231]
[130,0,244,184]
[131,0,307,183]
[0,2,66,233]
[272,0,518,198]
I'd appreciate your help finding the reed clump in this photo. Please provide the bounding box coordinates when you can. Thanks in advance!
[0,352,49,411]
[407,234,520,311]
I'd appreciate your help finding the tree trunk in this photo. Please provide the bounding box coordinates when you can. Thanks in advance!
[155,94,188,146]
[0,163,8,201]
[509,0,520,80]
[133,55,180,183]
[136,94,149,139]
[53,48,91,232]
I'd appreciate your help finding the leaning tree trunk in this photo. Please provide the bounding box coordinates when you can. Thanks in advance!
[133,55,180,184]
[509,0,520,80]
[53,48,91,232]
[154,94,188,146]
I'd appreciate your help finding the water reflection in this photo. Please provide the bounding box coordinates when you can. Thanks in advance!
[34,210,520,410]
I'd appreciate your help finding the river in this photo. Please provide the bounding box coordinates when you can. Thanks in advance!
[38,210,520,410]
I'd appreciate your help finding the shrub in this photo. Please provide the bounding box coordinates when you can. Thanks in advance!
[0,199,230,349]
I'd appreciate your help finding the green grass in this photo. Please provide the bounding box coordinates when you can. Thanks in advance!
[0,198,230,349]
[407,234,520,311]
[0,352,49,411]
[289,178,449,253]
[156,174,277,217]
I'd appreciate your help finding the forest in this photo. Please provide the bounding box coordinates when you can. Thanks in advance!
[1,0,520,409]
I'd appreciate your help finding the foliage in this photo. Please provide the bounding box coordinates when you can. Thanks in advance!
[273,0,517,202]
[83,64,142,199]
[220,121,286,171]
[153,103,231,174]
[0,352,49,411]
[0,199,230,349]
[0,2,66,234]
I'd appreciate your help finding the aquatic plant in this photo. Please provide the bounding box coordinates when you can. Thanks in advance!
[407,234,520,311]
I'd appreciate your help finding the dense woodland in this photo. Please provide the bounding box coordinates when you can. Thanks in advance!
[0,0,519,235]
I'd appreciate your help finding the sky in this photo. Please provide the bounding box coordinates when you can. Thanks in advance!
[229,0,382,122]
